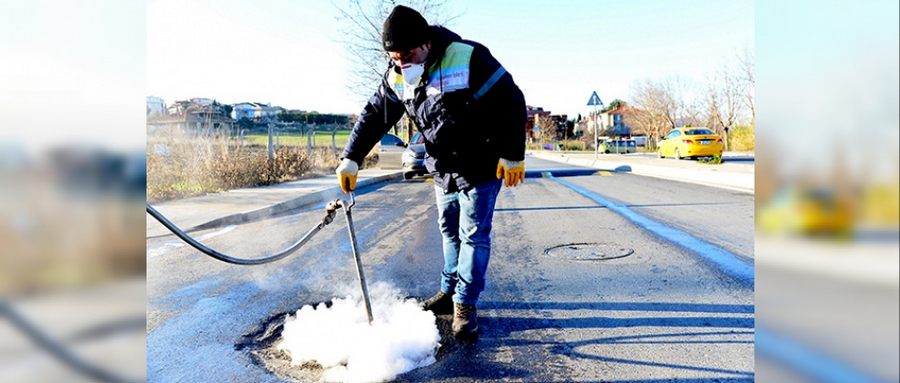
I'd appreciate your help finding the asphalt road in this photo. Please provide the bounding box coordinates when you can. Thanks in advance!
[147,156,755,382]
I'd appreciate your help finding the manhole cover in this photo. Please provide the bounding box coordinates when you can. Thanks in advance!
[544,243,634,261]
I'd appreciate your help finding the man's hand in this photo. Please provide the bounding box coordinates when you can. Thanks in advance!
[496,158,525,187]
[335,158,359,194]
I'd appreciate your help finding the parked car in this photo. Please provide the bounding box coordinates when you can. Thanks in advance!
[401,132,428,179]
[633,136,648,147]
[657,128,724,160]
[600,139,637,154]
[378,133,406,170]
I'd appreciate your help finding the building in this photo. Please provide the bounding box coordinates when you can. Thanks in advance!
[147,98,235,136]
[233,102,283,123]
[147,96,166,117]
[579,112,601,137]
[525,105,551,142]
[574,118,590,137]
[598,105,633,137]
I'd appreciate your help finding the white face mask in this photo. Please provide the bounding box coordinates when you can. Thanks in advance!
[400,63,425,86]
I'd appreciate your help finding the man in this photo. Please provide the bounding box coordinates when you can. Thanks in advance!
[336,5,526,339]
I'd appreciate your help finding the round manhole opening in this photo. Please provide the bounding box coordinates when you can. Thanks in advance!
[544,243,634,261]
[238,298,464,382]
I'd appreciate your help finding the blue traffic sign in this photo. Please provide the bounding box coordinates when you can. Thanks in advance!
[587,91,603,106]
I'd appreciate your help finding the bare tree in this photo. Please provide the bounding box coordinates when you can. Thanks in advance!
[736,46,755,126]
[666,76,700,126]
[626,79,680,149]
[536,114,558,144]
[701,81,722,132]
[334,0,460,104]
[705,66,745,151]
[622,107,656,148]
[675,77,705,129]
[625,48,754,153]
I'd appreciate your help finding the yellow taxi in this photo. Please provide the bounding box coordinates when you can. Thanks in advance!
[657,127,724,160]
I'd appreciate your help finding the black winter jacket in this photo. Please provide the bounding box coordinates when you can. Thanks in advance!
[341,26,526,192]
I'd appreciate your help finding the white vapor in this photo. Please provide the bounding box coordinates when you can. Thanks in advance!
[278,282,440,383]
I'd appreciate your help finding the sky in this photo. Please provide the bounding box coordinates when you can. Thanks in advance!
[146,0,754,119]
[0,0,755,153]
[5,0,895,175]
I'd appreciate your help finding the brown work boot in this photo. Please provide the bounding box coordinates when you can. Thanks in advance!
[452,303,479,339]
[422,291,454,315]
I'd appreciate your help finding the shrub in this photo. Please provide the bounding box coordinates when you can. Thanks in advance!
[147,134,361,202]
[729,125,755,151]
[557,139,586,151]
[526,143,544,151]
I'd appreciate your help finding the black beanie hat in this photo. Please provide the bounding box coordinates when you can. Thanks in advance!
[382,5,429,52]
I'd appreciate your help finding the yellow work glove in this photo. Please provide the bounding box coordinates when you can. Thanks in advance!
[335,158,359,194]
[496,158,525,187]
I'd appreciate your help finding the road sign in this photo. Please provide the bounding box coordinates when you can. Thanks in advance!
[587,91,603,106]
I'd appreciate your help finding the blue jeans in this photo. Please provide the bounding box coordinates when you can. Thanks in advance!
[434,179,502,305]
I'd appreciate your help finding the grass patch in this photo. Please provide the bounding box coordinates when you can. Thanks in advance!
[698,154,723,164]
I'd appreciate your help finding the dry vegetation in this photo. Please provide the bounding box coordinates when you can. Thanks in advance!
[727,125,755,152]
[147,134,377,202]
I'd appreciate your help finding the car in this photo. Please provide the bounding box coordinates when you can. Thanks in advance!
[377,133,407,170]
[600,139,637,154]
[633,136,648,147]
[401,132,428,179]
[657,127,724,160]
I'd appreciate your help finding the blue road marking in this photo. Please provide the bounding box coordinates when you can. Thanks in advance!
[524,168,599,178]
[549,175,754,285]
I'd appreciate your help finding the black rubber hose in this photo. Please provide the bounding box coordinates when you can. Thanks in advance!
[146,204,332,265]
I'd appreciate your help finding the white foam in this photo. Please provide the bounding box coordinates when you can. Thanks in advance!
[277,283,440,383]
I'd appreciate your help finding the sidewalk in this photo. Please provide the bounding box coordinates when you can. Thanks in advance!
[146,169,403,238]
[530,150,754,193]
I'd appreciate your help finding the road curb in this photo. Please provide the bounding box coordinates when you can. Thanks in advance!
[530,151,754,193]
[149,171,404,238]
